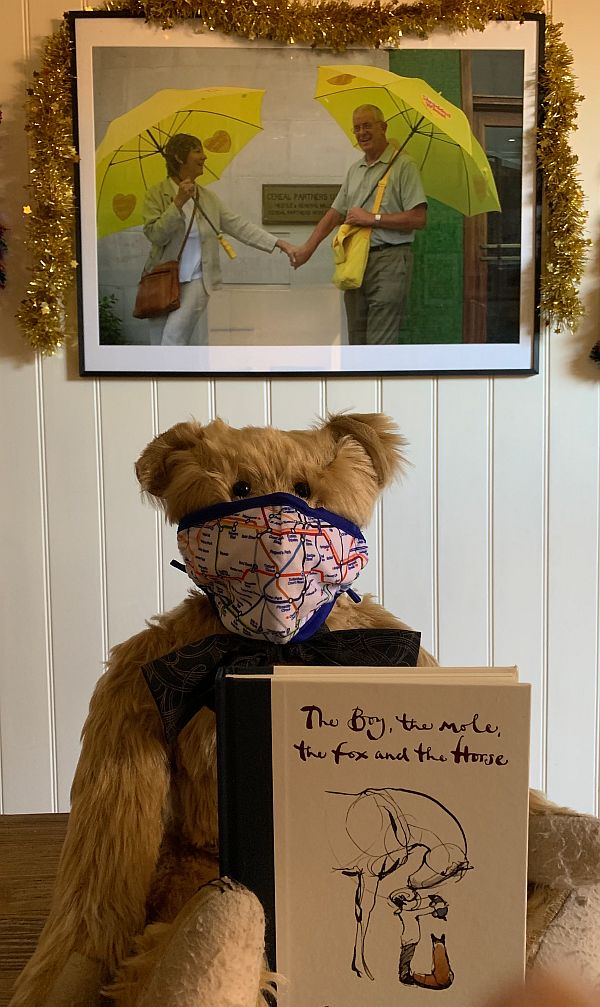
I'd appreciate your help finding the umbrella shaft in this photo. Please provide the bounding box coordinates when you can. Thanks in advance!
[395,116,425,154]
[145,128,163,153]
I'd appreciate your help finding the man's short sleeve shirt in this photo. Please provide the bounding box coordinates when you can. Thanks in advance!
[331,144,427,245]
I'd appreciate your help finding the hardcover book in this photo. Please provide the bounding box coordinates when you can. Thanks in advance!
[216,665,530,1007]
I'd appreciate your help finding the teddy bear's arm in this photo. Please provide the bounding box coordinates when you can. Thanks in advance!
[10,660,170,1007]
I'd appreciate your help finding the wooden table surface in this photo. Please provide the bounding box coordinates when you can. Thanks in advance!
[0,814,68,1007]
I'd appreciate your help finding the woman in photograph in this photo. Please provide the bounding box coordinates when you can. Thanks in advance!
[141,132,296,345]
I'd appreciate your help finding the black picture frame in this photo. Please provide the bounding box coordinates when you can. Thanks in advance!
[70,11,544,377]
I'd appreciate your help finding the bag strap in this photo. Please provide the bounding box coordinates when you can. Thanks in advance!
[191,192,237,260]
[359,147,402,211]
[192,191,220,237]
[372,176,388,215]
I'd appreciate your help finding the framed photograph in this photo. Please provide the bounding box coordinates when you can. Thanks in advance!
[70,12,544,376]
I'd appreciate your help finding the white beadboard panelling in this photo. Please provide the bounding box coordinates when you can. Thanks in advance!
[156,381,212,612]
[381,380,437,654]
[546,330,600,813]
[324,378,379,416]
[0,350,54,813]
[437,380,491,665]
[99,381,159,648]
[0,0,60,813]
[549,0,600,814]
[156,381,213,431]
[41,353,106,810]
[213,380,269,426]
[492,363,547,791]
[270,380,324,428]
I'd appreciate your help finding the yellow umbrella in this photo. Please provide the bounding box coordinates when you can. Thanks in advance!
[315,65,501,217]
[95,86,265,238]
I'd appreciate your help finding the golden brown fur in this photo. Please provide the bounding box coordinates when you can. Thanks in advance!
[11,413,433,1007]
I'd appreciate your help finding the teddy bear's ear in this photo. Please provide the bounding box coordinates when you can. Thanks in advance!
[135,421,204,498]
[323,412,408,488]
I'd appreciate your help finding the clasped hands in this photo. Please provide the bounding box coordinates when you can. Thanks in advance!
[278,206,374,269]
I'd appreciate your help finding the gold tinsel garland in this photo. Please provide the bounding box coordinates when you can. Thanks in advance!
[17,0,590,355]
[537,21,592,334]
[17,21,79,352]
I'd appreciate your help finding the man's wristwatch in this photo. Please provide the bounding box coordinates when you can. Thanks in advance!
[374,213,382,223]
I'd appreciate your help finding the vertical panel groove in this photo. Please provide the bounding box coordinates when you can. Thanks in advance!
[541,326,550,793]
[488,378,495,667]
[432,379,439,660]
[3,0,32,816]
[94,380,109,665]
[264,381,272,425]
[36,356,58,811]
[319,379,327,419]
[151,381,164,614]
[208,379,217,421]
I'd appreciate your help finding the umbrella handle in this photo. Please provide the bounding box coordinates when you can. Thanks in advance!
[218,234,237,259]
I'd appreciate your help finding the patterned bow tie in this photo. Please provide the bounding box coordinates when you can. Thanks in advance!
[142,627,421,742]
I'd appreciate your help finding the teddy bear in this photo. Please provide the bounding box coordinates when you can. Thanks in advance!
[10,412,600,1007]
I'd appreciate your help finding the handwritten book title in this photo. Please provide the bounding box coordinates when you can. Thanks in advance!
[293,705,508,768]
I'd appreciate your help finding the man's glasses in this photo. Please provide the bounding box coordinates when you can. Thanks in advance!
[352,122,383,135]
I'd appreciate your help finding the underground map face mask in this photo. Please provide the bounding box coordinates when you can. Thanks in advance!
[176,492,368,644]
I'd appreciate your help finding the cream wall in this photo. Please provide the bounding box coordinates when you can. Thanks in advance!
[0,0,598,816]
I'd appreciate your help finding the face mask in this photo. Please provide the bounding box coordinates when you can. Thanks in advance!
[175,492,368,644]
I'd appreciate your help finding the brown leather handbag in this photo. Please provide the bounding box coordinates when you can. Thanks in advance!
[133,202,196,319]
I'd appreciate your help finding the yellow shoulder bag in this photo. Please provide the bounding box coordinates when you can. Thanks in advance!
[331,153,398,291]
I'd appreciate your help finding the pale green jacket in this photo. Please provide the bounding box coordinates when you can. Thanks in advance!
[142,179,277,292]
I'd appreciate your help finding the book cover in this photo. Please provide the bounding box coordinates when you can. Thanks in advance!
[217,666,530,1007]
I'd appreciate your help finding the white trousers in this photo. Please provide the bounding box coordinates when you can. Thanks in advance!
[160,278,209,346]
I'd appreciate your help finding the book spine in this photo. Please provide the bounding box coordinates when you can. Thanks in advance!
[216,673,276,968]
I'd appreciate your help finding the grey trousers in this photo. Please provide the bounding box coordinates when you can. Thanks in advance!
[344,244,413,345]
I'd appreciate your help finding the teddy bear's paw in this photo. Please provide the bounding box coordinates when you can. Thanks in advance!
[134,878,266,1007]
[531,883,600,990]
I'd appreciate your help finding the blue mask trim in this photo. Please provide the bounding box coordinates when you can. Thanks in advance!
[177,492,365,542]
[293,598,337,642]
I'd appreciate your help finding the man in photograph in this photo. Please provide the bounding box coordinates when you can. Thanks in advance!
[292,105,427,345]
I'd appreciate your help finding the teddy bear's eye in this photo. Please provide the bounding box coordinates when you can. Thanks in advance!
[293,481,311,499]
[232,480,252,498]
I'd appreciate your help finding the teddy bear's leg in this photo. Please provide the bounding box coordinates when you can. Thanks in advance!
[109,879,272,1007]
[9,665,170,1007]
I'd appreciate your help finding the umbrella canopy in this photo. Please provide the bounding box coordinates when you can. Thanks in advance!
[95,86,265,238]
[314,65,501,217]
